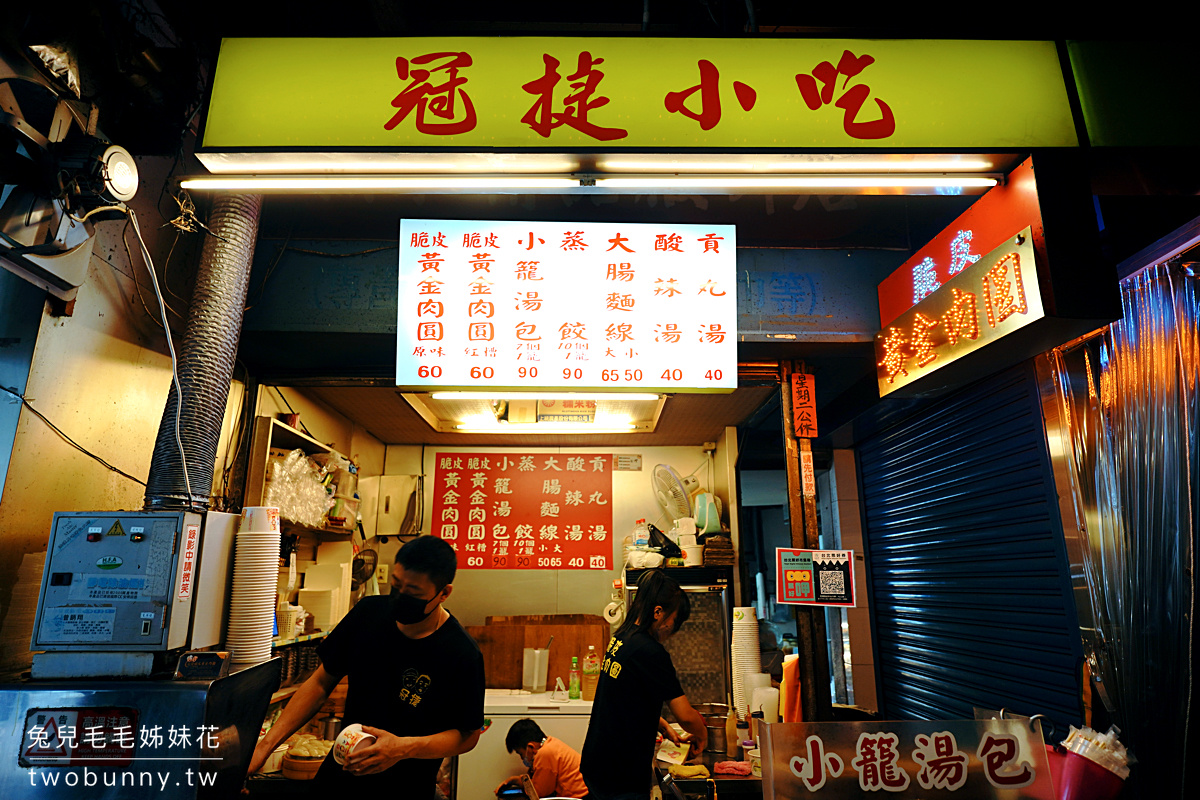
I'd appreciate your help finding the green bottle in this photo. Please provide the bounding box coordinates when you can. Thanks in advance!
[568,656,581,700]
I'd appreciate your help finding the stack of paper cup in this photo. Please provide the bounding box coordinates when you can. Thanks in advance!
[227,508,281,668]
[731,606,761,720]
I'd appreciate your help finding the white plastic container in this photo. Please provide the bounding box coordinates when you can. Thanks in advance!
[522,648,549,693]
[333,723,377,765]
[262,743,289,773]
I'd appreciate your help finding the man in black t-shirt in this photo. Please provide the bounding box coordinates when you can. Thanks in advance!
[247,536,485,798]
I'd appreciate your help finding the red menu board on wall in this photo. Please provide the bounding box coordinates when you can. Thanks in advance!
[431,452,615,570]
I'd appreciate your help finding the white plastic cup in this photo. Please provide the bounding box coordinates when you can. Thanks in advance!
[682,544,703,566]
[522,648,549,693]
[240,506,280,533]
[333,723,377,765]
[751,686,780,723]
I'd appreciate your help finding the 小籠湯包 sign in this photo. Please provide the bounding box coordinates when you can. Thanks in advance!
[761,718,1055,797]
[201,38,1076,151]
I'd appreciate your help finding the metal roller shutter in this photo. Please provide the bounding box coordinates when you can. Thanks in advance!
[857,362,1084,734]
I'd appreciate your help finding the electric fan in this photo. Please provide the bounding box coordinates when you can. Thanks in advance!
[682,470,724,534]
[652,464,692,523]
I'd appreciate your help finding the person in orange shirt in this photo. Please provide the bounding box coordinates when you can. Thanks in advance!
[496,719,589,800]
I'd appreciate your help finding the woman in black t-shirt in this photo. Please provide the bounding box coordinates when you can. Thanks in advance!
[580,569,708,800]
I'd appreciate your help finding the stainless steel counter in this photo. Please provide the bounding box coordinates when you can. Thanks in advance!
[0,659,280,799]
[656,751,762,798]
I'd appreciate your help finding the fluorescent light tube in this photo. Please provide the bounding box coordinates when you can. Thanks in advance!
[179,176,580,191]
[596,176,998,189]
[599,159,995,172]
[455,423,639,434]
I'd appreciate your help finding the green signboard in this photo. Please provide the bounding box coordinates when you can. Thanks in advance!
[203,38,1078,151]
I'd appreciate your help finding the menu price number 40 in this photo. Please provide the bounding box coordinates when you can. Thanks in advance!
[658,369,723,381]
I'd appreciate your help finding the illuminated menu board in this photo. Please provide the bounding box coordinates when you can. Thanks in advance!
[398,219,737,391]
[431,452,614,570]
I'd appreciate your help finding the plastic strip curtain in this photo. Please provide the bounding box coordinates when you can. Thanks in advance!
[1049,260,1198,798]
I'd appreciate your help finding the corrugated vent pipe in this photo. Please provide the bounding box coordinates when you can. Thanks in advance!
[144,193,263,511]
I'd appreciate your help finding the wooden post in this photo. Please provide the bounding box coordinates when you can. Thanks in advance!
[779,361,832,722]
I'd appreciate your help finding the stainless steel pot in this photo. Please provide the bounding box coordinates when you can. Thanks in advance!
[693,702,730,753]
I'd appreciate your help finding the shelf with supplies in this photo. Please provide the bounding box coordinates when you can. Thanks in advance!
[271,630,329,649]
[269,686,299,705]
[284,521,356,537]
[244,415,359,536]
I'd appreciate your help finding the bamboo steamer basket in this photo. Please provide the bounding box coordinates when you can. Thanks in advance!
[281,753,325,780]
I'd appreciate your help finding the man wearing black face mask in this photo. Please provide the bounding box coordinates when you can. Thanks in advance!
[246,536,485,798]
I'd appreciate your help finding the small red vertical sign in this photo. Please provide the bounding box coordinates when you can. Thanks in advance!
[178,522,200,601]
[791,373,817,438]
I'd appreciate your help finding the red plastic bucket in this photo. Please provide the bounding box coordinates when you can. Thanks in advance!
[1058,751,1124,800]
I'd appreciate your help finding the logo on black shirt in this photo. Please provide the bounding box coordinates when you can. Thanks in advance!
[398,669,432,707]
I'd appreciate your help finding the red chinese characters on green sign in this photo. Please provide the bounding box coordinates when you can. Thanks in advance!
[384,48,894,141]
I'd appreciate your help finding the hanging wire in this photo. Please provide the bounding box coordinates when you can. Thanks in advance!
[119,219,183,326]
[127,207,194,509]
[218,360,253,512]
[1,385,146,486]
[272,386,315,439]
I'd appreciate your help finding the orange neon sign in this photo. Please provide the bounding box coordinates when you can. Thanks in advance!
[875,227,1044,396]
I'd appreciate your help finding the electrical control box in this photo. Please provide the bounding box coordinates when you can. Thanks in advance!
[31,511,203,652]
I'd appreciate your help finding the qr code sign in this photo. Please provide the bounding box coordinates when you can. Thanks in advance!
[819,570,845,596]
